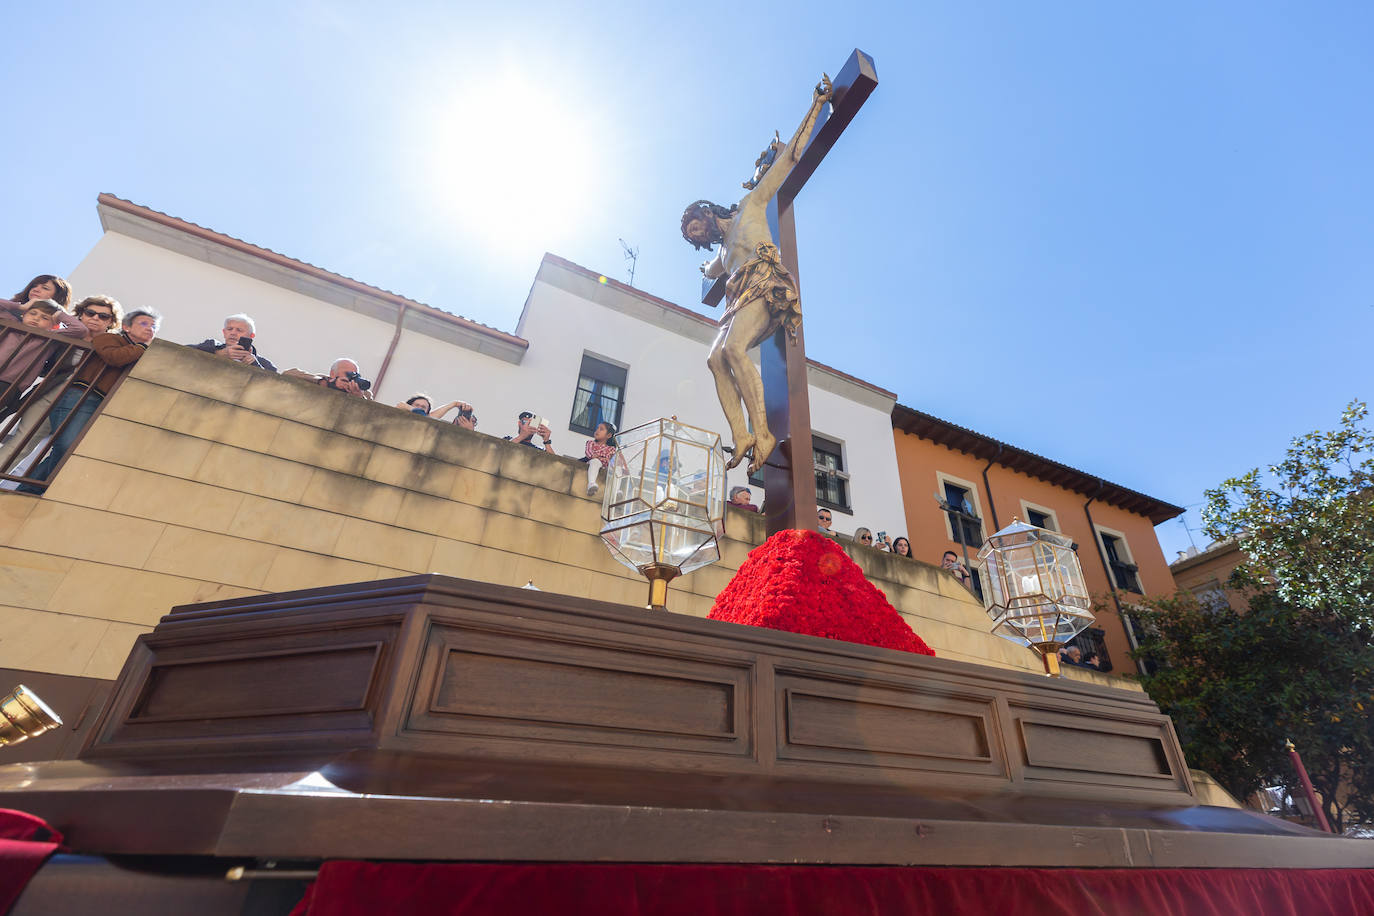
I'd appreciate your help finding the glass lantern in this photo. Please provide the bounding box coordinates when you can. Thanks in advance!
[600,418,727,610]
[976,519,1093,675]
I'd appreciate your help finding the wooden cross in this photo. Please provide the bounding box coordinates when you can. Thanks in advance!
[702,49,878,536]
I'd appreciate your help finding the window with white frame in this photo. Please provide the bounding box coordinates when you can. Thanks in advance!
[936,473,984,549]
[749,432,850,512]
[813,434,850,511]
[1019,500,1059,533]
[569,353,627,436]
[1096,527,1143,594]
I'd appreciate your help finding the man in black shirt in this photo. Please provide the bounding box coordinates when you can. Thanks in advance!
[188,313,277,372]
[504,410,555,453]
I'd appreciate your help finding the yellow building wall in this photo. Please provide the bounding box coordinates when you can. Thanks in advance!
[1171,541,1249,614]
[892,429,1176,676]
[0,343,1132,690]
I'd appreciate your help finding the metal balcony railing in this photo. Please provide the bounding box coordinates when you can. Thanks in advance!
[0,322,120,492]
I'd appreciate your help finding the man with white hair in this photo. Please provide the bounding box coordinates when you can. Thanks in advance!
[188,313,277,372]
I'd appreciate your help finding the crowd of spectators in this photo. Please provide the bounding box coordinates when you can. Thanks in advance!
[1,274,163,490]
[0,273,637,493]
[0,274,1049,618]
[811,509,986,599]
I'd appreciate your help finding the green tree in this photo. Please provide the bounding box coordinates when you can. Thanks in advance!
[1134,400,1374,833]
[1132,589,1374,833]
[1203,399,1374,627]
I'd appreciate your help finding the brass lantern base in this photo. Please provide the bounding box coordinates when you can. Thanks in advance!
[0,684,62,747]
[1030,643,1062,677]
[642,564,681,611]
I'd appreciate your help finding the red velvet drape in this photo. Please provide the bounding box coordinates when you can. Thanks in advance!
[289,862,1374,916]
[0,809,63,915]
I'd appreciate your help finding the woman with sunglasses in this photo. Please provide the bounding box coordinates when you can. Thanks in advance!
[0,296,121,474]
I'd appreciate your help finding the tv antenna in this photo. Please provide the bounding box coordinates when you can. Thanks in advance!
[619,238,639,287]
[1178,512,1199,550]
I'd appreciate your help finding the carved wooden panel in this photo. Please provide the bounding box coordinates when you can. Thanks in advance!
[403,622,753,758]
[85,620,401,755]
[774,668,1008,781]
[131,644,380,722]
[1022,723,1170,777]
[1010,701,1189,795]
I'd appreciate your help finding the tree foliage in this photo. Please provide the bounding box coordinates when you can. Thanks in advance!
[1135,400,1374,833]
[1133,589,1374,833]
[1202,399,1374,627]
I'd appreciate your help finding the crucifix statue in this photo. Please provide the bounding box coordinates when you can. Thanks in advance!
[680,49,877,536]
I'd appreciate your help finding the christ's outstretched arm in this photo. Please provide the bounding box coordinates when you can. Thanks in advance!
[744,75,834,205]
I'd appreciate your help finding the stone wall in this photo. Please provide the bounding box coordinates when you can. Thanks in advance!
[0,343,1129,688]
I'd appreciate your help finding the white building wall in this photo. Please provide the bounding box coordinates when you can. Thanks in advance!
[517,261,907,540]
[375,329,522,422]
[806,383,907,540]
[62,203,908,540]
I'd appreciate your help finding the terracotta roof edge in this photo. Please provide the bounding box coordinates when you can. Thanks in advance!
[891,402,1184,523]
[96,193,528,349]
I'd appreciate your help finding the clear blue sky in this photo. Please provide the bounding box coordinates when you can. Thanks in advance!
[4,1,1372,564]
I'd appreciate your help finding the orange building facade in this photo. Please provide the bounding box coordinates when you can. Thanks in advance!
[891,406,1183,676]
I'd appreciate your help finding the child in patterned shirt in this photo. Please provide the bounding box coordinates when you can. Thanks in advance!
[583,421,617,496]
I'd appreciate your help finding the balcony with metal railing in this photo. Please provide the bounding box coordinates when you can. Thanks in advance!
[0,322,118,492]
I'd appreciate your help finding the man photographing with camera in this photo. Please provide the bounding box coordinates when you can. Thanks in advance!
[323,358,372,398]
[284,358,374,400]
[504,410,555,453]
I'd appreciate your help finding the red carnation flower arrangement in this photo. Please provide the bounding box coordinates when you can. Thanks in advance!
[709,529,935,656]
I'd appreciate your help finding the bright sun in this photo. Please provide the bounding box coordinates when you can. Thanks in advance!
[425,75,601,254]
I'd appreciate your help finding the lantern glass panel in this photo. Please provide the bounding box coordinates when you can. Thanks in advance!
[600,418,726,577]
[978,520,1095,649]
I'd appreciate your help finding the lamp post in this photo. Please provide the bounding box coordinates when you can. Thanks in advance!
[599,418,727,610]
[977,519,1094,676]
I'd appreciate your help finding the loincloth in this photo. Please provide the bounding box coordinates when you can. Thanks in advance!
[722,242,801,338]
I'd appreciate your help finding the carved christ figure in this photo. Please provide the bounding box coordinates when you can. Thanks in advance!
[681,75,833,475]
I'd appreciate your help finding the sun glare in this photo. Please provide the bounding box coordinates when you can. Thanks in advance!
[425,76,602,255]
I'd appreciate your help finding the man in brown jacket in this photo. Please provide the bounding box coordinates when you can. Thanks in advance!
[19,308,161,491]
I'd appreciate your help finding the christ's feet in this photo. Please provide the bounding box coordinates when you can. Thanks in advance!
[726,433,756,471]
[748,431,777,475]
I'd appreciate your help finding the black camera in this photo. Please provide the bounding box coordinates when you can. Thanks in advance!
[235,335,255,351]
[345,370,372,391]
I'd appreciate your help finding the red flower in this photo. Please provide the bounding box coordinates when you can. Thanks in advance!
[709,530,935,656]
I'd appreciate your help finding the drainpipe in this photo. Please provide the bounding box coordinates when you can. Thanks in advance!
[980,444,1003,531]
[373,303,410,396]
[1083,479,1146,672]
